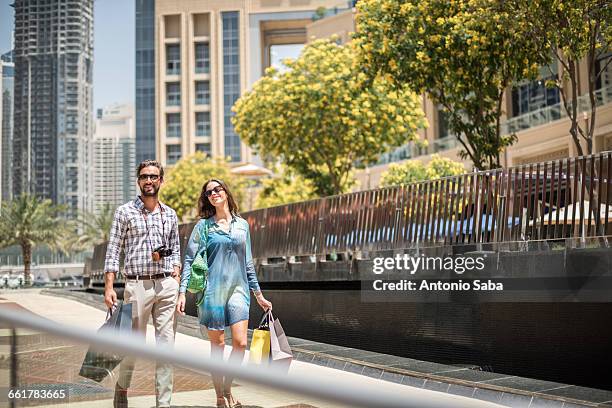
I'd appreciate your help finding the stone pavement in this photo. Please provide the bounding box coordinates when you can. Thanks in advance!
[0,289,499,408]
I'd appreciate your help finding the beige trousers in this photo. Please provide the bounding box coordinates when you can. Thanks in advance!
[118,276,178,407]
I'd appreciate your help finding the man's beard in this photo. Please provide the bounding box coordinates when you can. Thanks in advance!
[140,184,160,197]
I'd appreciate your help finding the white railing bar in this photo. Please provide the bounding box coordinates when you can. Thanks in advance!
[0,308,500,408]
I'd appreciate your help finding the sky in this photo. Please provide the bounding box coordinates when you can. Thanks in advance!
[270,44,304,73]
[0,0,134,111]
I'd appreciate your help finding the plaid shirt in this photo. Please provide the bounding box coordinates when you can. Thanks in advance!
[104,197,181,276]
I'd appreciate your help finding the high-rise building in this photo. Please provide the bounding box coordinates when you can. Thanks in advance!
[12,0,94,215]
[1,51,14,204]
[147,0,349,167]
[135,0,156,165]
[93,103,136,213]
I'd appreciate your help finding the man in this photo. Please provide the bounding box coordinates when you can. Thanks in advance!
[104,160,181,408]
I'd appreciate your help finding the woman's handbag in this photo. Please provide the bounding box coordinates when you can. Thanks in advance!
[187,220,209,299]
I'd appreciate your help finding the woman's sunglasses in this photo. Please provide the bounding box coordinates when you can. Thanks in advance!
[204,185,224,197]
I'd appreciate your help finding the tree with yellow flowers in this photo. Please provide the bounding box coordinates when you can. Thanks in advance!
[232,38,426,196]
[380,155,465,187]
[354,0,547,170]
[255,165,317,209]
[511,0,611,156]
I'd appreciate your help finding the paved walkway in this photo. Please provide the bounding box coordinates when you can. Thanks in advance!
[0,289,499,408]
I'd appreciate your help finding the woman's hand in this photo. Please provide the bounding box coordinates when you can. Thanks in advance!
[256,293,272,311]
[176,293,186,315]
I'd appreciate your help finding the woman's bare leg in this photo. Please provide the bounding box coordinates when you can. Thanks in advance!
[205,328,226,401]
[223,320,248,401]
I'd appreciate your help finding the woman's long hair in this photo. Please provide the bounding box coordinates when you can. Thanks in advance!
[198,179,239,219]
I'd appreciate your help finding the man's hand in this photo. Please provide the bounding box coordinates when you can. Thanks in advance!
[104,288,117,309]
[173,266,181,284]
[104,272,117,309]
[176,293,186,315]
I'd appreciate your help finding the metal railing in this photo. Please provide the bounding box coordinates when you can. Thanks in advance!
[0,308,497,408]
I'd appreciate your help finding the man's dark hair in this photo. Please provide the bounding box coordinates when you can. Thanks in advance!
[136,160,164,179]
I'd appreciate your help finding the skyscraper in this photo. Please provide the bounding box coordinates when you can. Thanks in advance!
[135,0,156,164]
[12,0,94,215]
[93,103,136,213]
[1,51,14,204]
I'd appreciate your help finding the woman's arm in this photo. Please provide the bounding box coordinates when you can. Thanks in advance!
[245,222,272,310]
[245,225,260,293]
[179,220,203,293]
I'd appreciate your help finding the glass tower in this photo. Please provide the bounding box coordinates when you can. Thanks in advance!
[12,0,94,215]
[135,0,156,164]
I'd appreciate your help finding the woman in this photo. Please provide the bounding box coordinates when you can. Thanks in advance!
[177,179,272,408]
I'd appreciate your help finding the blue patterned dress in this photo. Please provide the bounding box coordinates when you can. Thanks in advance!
[180,215,261,330]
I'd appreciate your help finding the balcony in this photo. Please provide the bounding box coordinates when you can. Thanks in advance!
[379,85,612,166]
[501,85,612,135]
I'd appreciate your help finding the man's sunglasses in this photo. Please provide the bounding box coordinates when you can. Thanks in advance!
[204,186,224,197]
[138,174,160,181]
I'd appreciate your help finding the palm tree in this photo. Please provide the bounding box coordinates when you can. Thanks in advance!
[67,203,116,251]
[0,195,68,286]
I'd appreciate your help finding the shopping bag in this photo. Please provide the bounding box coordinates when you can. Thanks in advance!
[79,301,133,382]
[269,310,293,372]
[248,313,271,365]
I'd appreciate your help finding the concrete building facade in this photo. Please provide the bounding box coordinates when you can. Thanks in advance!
[306,9,612,190]
[150,0,350,167]
[12,0,94,214]
[0,51,14,204]
[93,103,136,214]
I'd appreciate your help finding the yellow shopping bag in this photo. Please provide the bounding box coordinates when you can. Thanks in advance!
[249,312,271,364]
[249,328,270,364]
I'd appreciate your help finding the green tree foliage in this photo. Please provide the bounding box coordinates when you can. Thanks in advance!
[64,203,116,252]
[232,38,426,196]
[511,0,612,155]
[354,0,546,170]
[255,166,318,209]
[380,155,466,187]
[159,152,247,221]
[0,195,69,285]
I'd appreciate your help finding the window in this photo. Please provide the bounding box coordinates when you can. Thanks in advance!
[166,145,181,165]
[195,143,211,155]
[596,53,612,91]
[166,82,180,106]
[222,11,241,162]
[435,106,452,140]
[195,81,210,105]
[195,42,210,73]
[166,44,180,75]
[195,112,211,137]
[166,113,181,138]
[511,62,560,118]
[511,78,560,117]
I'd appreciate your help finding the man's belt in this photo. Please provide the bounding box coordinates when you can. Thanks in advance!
[124,272,172,281]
